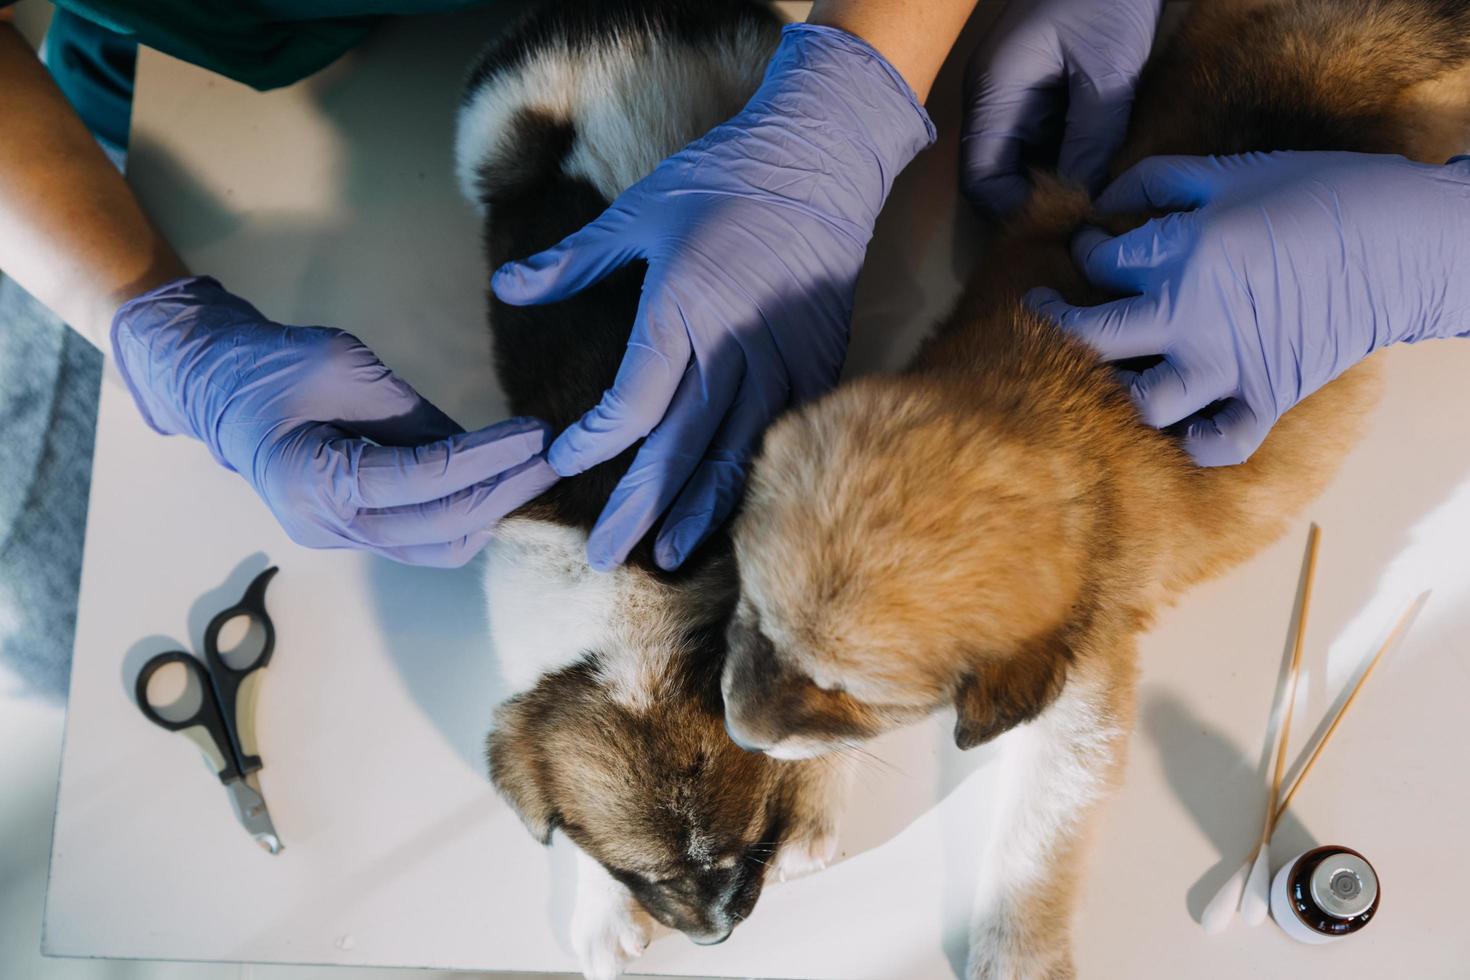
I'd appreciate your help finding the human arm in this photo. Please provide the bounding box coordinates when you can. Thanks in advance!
[961,0,1163,216]
[492,1,976,572]
[2,22,556,565]
[0,20,186,347]
[808,0,979,102]
[1028,151,1470,465]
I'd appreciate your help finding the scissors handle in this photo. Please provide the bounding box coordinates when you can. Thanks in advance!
[135,651,243,783]
[202,566,278,774]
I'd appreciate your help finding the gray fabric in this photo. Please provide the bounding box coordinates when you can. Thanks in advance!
[0,274,100,703]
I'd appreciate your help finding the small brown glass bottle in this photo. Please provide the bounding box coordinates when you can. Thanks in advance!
[1269,845,1380,944]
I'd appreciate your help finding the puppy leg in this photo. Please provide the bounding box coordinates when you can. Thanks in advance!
[967,654,1135,980]
[570,847,654,980]
[770,763,850,883]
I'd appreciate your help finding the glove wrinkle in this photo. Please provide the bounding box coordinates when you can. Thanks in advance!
[494,23,933,568]
[111,276,557,564]
[1045,151,1470,465]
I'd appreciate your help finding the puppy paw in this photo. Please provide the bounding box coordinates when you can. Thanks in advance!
[570,888,653,980]
[967,916,1074,980]
[770,830,838,883]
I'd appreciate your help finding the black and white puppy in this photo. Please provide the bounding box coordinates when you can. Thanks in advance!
[455,3,841,977]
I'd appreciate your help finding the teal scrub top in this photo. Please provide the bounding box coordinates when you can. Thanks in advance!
[41,0,492,90]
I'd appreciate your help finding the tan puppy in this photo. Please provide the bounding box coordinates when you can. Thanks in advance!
[722,0,1470,975]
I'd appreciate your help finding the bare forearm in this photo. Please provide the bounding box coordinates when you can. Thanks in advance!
[808,0,978,101]
[0,23,186,348]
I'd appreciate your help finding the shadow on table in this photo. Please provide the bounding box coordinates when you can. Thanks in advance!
[125,133,243,254]
[289,3,534,430]
[1143,522,1330,924]
[1142,691,1319,924]
[366,554,511,773]
[801,713,1003,978]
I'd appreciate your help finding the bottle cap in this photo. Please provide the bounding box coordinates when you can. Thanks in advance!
[1309,852,1377,919]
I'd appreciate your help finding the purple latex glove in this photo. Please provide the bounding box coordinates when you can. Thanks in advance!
[1028,152,1470,465]
[492,24,935,572]
[111,276,558,566]
[963,0,1161,216]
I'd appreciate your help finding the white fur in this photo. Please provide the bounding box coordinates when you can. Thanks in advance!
[483,519,617,696]
[967,670,1125,979]
[482,517,710,710]
[769,828,838,883]
[570,846,655,980]
[454,23,776,208]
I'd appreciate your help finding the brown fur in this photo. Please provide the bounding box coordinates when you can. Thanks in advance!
[728,0,1469,757]
[724,0,1470,972]
[489,644,836,939]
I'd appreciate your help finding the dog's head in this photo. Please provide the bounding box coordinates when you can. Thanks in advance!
[722,377,1095,758]
[489,652,808,943]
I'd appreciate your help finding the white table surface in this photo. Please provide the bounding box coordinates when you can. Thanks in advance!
[45,3,1470,978]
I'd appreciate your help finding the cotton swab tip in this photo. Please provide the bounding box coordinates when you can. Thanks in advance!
[1201,859,1250,934]
[1240,846,1273,926]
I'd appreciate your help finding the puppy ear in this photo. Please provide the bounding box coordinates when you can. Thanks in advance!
[952,634,1072,750]
[486,697,560,844]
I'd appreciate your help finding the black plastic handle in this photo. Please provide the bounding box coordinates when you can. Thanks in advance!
[135,651,243,783]
[201,566,278,775]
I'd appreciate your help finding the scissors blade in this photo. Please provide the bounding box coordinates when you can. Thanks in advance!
[226,777,283,855]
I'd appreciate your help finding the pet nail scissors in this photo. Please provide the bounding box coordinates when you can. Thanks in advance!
[135,566,283,854]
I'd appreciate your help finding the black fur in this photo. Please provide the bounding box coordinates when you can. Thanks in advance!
[464,0,779,572]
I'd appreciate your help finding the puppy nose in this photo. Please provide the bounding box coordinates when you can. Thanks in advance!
[690,926,733,946]
[724,718,767,753]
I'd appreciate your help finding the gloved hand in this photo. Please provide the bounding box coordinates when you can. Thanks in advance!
[1028,152,1470,465]
[963,0,1161,216]
[111,276,557,566]
[492,24,935,572]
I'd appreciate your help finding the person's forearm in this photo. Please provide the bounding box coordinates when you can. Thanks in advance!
[808,0,978,101]
[0,23,186,348]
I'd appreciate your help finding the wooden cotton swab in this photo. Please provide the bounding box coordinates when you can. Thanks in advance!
[1201,524,1320,934]
[1240,523,1321,925]
[1271,590,1432,825]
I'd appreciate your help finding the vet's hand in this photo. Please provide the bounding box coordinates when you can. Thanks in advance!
[111,276,557,566]
[1029,151,1470,465]
[491,24,934,572]
[962,0,1162,216]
